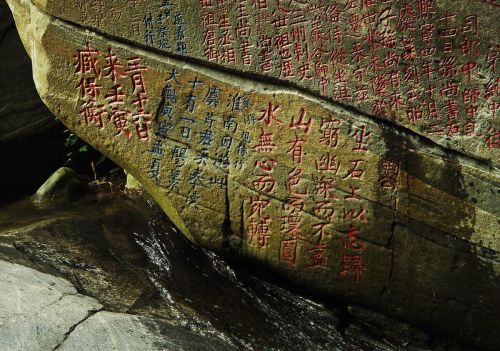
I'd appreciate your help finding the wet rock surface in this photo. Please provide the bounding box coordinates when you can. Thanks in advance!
[0,261,233,351]
[0,191,477,351]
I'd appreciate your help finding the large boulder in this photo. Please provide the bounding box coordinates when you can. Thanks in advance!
[17,0,500,165]
[5,0,499,349]
[1,183,455,351]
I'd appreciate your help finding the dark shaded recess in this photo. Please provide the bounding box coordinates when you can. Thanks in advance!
[0,121,121,207]
[0,124,67,206]
[0,0,59,204]
[0,0,64,204]
[0,0,120,206]
[0,0,57,142]
[375,125,499,351]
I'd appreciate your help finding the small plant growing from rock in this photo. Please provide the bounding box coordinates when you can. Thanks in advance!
[63,129,125,192]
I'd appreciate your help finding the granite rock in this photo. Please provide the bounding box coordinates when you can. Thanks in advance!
[0,260,236,351]
[56,311,235,351]
[0,260,103,351]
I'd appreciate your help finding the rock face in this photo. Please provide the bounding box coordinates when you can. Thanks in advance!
[0,260,103,351]
[0,261,235,351]
[18,0,500,164]
[0,0,56,142]
[1,190,445,351]
[5,0,499,349]
[55,311,234,351]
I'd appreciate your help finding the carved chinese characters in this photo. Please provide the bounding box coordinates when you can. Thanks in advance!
[148,71,254,210]
[64,35,497,291]
[32,0,500,165]
[7,0,500,348]
[241,100,380,284]
[69,34,391,285]
[75,43,153,141]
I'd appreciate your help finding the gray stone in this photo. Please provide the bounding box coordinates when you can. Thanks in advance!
[0,260,102,351]
[58,311,235,351]
[0,260,237,351]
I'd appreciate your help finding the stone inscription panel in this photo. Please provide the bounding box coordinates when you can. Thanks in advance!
[67,37,398,288]
[36,0,500,164]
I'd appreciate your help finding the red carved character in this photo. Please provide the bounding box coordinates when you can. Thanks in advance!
[103,47,126,83]
[287,167,308,196]
[280,239,297,266]
[249,195,271,219]
[340,254,366,284]
[259,101,283,126]
[290,108,312,134]
[248,217,271,248]
[254,129,277,153]
[344,160,365,180]
[343,207,368,224]
[74,41,101,78]
[287,135,307,164]
[315,153,341,174]
[352,125,372,152]
[308,243,328,269]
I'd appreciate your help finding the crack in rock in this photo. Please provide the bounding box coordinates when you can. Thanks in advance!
[52,308,103,351]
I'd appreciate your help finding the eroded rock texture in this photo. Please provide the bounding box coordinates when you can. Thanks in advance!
[23,0,500,164]
[0,261,235,351]
[5,0,499,349]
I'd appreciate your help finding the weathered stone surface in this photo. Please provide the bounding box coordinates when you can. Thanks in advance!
[25,0,500,164]
[57,311,235,351]
[0,260,236,351]
[0,195,180,319]
[346,305,431,350]
[5,0,500,349]
[0,260,103,351]
[2,190,447,351]
[0,0,56,142]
